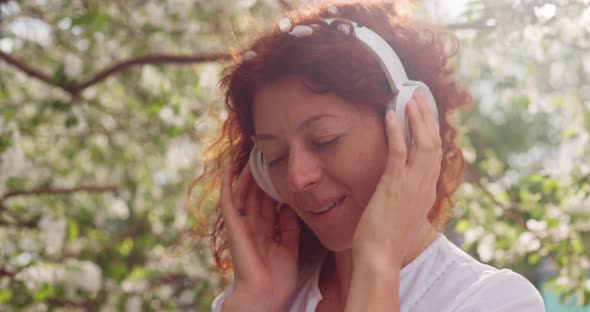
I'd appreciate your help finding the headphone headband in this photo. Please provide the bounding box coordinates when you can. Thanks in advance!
[323,18,408,100]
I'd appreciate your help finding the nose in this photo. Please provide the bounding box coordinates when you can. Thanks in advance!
[286,147,322,193]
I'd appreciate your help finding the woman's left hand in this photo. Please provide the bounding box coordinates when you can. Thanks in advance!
[351,91,443,270]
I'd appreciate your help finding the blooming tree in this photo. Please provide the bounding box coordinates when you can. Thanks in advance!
[0,0,588,310]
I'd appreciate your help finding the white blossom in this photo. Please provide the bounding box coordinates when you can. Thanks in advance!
[64,260,102,296]
[125,295,143,312]
[108,197,130,220]
[533,4,557,23]
[518,231,541,252]
[15,262,64,290]
[39,213,66,257]
[477,234,495,262]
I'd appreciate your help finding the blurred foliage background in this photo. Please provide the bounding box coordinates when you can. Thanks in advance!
[0,0,588,311]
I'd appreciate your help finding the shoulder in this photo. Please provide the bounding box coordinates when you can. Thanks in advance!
[436,238,545,312]
[412,235,545,311]
[449,269,545,312]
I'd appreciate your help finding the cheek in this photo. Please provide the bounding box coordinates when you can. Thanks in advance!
[350,138,388,202]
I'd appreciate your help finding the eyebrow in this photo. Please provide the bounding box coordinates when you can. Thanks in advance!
[254,113,341,141]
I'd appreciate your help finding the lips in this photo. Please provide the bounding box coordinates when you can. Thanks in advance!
[307,196,346,215]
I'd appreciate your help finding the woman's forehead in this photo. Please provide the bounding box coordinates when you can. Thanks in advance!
[251,77,360,131]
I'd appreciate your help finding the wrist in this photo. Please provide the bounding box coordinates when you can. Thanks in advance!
[352,254,402,280]
[352,241,404,272]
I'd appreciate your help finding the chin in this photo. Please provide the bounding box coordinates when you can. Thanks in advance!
[314,229,354,252]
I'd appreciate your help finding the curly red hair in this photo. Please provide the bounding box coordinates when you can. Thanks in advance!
[187,0,473,273]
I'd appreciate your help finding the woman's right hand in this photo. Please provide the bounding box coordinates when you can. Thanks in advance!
[220,163,301,312]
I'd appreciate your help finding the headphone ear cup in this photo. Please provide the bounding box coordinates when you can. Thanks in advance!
[392,82,439,147]
[248,145,283,202]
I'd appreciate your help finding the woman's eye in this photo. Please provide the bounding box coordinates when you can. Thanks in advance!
[268,155,287,167]
[314,137,340,148]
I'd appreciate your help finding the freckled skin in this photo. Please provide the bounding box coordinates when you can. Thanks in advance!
[252,76,391,251]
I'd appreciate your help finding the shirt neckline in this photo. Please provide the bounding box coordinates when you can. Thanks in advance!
[308,233,447,302]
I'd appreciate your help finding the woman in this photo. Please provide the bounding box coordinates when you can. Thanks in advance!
[190,1,545,311]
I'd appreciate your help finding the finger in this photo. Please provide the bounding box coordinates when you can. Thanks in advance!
[220,166,263,276]
[260,194,279,242]
[220,164,256,236]
[244,179,274,239]
[220,165,239,223]
[416,92,439,135]
[232,164,254,215]
[415,92,442,155]
[406,98,436,169]
[220,165,259,251]
[277,205,300,254]
[383,110,407,177]
[259,189,277,222]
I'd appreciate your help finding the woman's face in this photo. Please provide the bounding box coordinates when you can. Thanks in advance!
[252,76,389,251]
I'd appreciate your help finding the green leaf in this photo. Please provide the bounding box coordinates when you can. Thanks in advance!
[68,218,79,240]
[515,96,530,109]
[6,176,27,190]
[119,238,134,256]
[47,99,72,112]
[33,285,54,301]
[129,267,145,279]
[0,289,12,303]
[52,65,69,85]
[0,135,13,154]
[562,127,577,139]
[551,97,565,107]
[527,253,540,265]
[106,261,128,281]
[455,219,470,233]
[547,218,559,228]
[64,115,79,128]
[0,106,15,124]
[571,239,582,253]
[519,189,531,203]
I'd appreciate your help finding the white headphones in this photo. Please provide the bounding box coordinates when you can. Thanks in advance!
[248,18,440,202]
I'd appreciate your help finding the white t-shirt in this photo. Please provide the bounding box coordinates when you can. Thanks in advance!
[211,234,545,311]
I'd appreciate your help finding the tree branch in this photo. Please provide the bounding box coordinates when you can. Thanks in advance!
[0,17,496,99]
[0,266,16,278]
[0,17,494,100]
[2,185,118,200]
[0,49,63,90]
[0,202,37,228]
[465,165,530,229]
[0,184,117,228]
[474,177,529,229]
[74,52,232,95]
[0,50,231,98]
